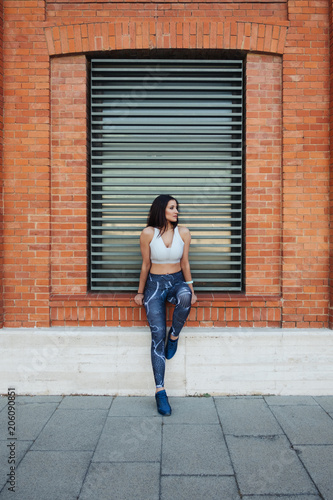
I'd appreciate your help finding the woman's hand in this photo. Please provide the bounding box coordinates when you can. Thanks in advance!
[134,293,144,306]
[191,293,198,305]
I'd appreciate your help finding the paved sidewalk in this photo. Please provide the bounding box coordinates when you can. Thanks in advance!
[0,395,332,500]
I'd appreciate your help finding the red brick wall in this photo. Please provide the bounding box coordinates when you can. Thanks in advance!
[330,0,333,328]
[282,0,330,328]
[1,0,332,328]
[246,53,282,296]
[50,55,89,295]
[3,0,50,327]
[0,0,3,328]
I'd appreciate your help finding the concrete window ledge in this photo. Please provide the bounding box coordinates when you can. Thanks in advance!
[1,327,332,396]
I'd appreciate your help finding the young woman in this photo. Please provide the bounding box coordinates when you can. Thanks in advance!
[134,195,197,416]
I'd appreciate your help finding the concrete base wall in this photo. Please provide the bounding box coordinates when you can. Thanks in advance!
[1,327,332,396]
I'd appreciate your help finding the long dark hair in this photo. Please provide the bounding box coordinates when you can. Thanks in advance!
[147,194,179,235]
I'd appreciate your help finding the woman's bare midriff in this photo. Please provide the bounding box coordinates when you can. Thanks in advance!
[150,263,182,275]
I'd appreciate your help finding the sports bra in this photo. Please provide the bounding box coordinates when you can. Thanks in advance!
[150,226,184,264]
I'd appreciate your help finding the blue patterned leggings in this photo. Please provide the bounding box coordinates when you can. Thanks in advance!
[144,271,192,388]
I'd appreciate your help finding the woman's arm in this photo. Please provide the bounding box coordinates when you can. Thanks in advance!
[134,227,153,306]
[179,226,197,305]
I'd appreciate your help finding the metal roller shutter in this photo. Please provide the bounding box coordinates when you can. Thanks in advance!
[90,58,243,292]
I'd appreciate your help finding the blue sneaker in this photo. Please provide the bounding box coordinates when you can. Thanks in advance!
[165,331,179,360]
[155,390,171,416]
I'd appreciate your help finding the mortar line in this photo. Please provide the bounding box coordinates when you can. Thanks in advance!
[76,395,115,499]
[212,396,243,499]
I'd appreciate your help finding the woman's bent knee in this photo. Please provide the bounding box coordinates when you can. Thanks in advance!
[178,290,192,309]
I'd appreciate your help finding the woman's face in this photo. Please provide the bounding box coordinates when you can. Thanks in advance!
[165,199,179,224]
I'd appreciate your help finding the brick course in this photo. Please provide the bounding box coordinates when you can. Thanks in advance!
[49,294,282,328]
[1,0,332,328]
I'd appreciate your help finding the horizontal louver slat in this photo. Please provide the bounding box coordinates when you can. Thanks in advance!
[91,59,243,292]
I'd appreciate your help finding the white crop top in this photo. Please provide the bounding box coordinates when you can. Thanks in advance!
[150,226,184,264]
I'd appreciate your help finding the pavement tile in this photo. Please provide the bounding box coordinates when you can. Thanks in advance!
[0,451,92,500]
[31,409,107,451]
[92,416,162,462]
[295,445,333,500]
[225,434,317,496]
[58,395,113,410]
[269,405,333,445]
[264,396,318,406]
[0,401,58,441]
[214,397,283,436]
[162,424,233,476]
[163,396,219,424]
[108,396,157,417]
[314,396,333,414]
[109,396,220,423]
[161,475,240,500]
[0,440,33,491]
[79,462,160,500]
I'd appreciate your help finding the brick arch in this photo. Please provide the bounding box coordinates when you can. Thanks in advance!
[45,20,288,57]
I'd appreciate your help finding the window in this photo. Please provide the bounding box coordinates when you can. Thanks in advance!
[90,57,243,292]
